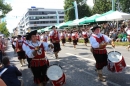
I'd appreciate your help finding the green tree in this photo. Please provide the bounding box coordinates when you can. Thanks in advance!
[120,0,130,13]
[0,22,10,37]
[92,0,112,14]
[64,0,92,22]
[0,0,12,18]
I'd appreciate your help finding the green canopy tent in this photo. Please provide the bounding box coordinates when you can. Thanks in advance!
[79,14,101,24]
[95,10,115,22]
[69,17,88,26]
[58,21,73,28]
[55,22,66,29]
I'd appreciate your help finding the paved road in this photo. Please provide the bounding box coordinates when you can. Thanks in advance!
[5,42,130,86]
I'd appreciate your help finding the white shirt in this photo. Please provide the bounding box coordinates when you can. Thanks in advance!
[82,31,87,35]
[50,30,60,39]
[125,27,130,35]
[22,40,30,51]
[72,33,75,36]
[68,33,71,37]
[60,33,66,38]
[25,41,51,58]
[13,42,16,47]
[89,33,111,48]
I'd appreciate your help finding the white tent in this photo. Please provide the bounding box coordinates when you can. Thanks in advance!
[69,17,88,26]
[96,11,130,21]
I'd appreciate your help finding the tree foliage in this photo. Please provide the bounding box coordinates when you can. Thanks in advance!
[0,0,12,18]
[120,0,130,13]
[64,0,91,22]
[0,22,10,37]
[92,0,112,14]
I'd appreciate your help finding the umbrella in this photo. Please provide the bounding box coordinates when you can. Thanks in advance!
[56,22,66,28]
[58,21,73,28]
[96,11,130,21]
[69,17,88,26]
[79,14,101,24]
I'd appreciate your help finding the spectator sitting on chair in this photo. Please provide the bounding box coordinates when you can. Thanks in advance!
[122,31,128,42]
[0,57,23,86]
[116,31,123,42]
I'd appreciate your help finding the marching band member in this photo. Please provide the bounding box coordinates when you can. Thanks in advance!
[60,30,66,46]
[15,35,26,67]
[42,32,48,43]
[50,26,61,59]
[82,29,89,46]
[24,30,53,86]
[67,31,72,43]
[75,31,79,43]
[89,25,115,82]
[12,37,17,53]
[11,37,15,51]
[125,22,130,50]
[72,30,78,49]
[22,33,32,68]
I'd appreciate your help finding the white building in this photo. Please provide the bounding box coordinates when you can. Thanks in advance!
[18,7,64,34]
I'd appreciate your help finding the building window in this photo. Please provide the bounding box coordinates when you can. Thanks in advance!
[59,16,64,18]
[20,32,23,34]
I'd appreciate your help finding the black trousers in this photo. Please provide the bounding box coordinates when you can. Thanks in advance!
[93,53,108,70]
[53,42,61,52]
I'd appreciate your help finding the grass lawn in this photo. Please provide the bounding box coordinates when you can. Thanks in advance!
[78,39,129,46]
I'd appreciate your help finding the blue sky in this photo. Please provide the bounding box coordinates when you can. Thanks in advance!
[4,0,94,33]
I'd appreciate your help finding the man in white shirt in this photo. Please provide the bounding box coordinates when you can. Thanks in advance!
[24,30,53,86]
[50,26,61,59]
[89,25,115,82]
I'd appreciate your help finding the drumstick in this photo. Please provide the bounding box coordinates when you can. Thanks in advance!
[112,47,116,55]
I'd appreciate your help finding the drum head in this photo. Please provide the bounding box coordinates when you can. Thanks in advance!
[47,65,63,80]
[108,51,122,62]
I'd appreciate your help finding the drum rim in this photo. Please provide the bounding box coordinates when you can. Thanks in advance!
[107,51,122,62]
[108,51,121,55]
[46,64,63,80]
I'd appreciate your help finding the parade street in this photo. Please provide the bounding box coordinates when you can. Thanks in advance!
[6,42,130,86]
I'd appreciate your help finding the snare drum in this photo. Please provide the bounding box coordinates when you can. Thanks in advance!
[47,65,65,86]
[107,51,126,73]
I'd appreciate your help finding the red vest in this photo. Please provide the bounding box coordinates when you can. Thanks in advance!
[43,37,47,42]
[92,35,107,54]
[82,32,88,38]
[51,30,60,42]
[28,44,47,67]
[61,33,65,39]
[16,40,23,51]
[72,34,76,40]
[68,34,71,38]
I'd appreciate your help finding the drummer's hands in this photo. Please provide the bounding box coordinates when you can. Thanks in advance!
[111,41,115,48]
[99,42,107,48]
[35,46,40,51]
[112,43,115,48]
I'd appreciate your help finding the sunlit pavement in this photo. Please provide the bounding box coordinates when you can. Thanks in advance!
[5,42,130,86]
